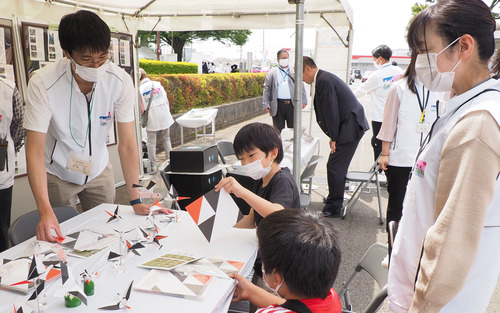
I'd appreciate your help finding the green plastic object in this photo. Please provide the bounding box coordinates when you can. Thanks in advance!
[84,280,95,296]
[64,294,82,308]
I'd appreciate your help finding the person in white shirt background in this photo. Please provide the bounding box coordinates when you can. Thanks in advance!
[139,68,174,173]
[354,45,403,161]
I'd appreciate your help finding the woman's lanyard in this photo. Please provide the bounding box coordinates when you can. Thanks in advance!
[415,88,500,164]
[69,74,95,150]
[415,84,430,144]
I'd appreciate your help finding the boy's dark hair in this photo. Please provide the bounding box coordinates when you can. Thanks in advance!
[371,45,392,61]
[257,209,341,299]
[233,123,283,164]
[59,10,111,56]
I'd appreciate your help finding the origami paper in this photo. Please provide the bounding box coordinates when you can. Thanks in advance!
[105,205,122,223]
[173,257,245,279]
[133,182,162,200]
[135,269,212,297]
[140,251,202,271]
[185,188,243,242]
[98,280,133,310]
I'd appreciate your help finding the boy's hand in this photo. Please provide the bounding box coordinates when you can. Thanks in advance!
[215,177,247,198]
[230,273,255,302]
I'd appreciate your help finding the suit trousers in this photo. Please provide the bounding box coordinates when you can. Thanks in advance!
[384,165,411,232]
[0,186,12,252]
[272,99,294,133]
[324,137,361,214]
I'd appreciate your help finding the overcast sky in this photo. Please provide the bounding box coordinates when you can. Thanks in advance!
[190,0,418,61]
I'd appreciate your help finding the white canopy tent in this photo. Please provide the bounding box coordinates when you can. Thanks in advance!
[2,0,354,218]
[2,0,352,32]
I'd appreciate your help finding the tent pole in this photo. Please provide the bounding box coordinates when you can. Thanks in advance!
[291,0,304,186]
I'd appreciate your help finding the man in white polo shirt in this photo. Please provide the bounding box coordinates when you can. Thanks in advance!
[354,45,403,161]
[25,10,171,242]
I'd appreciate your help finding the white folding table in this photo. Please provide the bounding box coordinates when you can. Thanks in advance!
[176,108,218,145]
[0,204,257,313]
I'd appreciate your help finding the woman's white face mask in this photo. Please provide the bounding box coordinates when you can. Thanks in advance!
[415,37,462,92]
[69,55,109,82]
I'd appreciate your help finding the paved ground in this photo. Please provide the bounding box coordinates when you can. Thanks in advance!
[117,83,500,312]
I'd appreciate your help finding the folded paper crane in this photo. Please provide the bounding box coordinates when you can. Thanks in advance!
[185,188,243,242]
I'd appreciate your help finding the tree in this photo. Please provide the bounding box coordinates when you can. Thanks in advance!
[137,30,252,62]
[412,0,500,18]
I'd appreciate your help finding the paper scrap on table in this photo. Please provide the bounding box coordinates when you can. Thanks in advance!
[185,188,243,242]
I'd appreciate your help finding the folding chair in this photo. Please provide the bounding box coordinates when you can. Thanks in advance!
[338,242,389,313]
[8,206,79,246]
[342,157,386,225]
[300,155,323,195]
[216,141,236,165]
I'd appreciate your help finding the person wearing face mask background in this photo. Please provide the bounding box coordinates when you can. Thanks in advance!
[376,51,445,234]
[230,209,342,313]
[215,122,300,312]
[387,1,500,312]
[24,10,172,243]
[354,45,403,161]
[262,49,307,133]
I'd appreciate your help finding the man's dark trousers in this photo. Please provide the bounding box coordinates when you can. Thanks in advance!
[324,137,361,214]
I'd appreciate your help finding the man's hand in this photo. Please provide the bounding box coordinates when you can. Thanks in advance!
[379,155,389,171]
[329,139,336,154]
[215,177,247,198]
[264,108,269,113]
[302,103,307,109]
[36,211,64,242]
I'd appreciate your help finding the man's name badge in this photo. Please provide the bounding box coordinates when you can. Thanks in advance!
[416,123,431,134]
[66,150,94,176]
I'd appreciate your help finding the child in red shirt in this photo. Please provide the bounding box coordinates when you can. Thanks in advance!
[231,209,342,313]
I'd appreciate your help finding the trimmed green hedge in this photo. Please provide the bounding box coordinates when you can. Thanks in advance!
[139,59,198,74]
[149,73,266,114]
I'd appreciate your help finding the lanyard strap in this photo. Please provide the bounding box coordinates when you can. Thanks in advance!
[415,88,500,162]
[278,67,294,83]
[69,74,95,149]
[415,84,430,123]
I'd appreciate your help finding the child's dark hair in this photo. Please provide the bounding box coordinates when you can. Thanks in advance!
[233,123,283,164]
[59,10,111,56]
[257,209,341,299]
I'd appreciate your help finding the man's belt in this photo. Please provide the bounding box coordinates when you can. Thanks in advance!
[278,99,292,104]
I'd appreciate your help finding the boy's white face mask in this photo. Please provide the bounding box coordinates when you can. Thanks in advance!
[237,154,272,180]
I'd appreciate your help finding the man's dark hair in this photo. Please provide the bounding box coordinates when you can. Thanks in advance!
[59,10,111,55]
[258,209,341,299]
[233,122,283,164]
[277,49,289,59]
[302,56,317,71]
[371,45,392,61]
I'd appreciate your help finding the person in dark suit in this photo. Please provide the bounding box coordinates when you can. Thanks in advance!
[302,57,369,217]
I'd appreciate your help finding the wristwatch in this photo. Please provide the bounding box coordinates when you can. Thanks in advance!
[129,198,142,206]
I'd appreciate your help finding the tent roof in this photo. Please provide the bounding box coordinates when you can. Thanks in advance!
[11,0,352,32]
